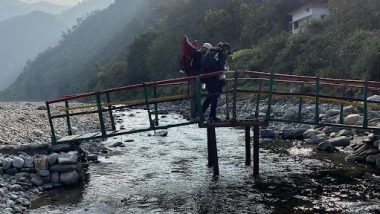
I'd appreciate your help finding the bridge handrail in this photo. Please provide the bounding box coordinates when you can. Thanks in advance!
[243,71,380,88]
[47,71,224,104]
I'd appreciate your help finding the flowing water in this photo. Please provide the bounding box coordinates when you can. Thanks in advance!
[30,109,380,213]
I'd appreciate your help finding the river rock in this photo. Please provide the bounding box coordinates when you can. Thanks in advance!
[51,172,60,184]
[327,136,350,147]
[303,129,324,139]
[37,170,50,177]
[373,140,380,148]
[325,109,340,117]
[60,171,79,185]
[318,141,338,152]
[260,129,276,139]
[366,154,379,164]
[368,95,380,102]
[2,158,13,170]
[34,157,48,170]
[343,106,357,115]
[305,134,328,145]
[58,151,78,164]
[282,108,298,120]
[6,168,18,175]
[47,153,59,165]
[344,114,361,125]
[50,164,79,172]
[32,130,44,137]
[154,130,168,137]
[12,157,24,168]
[30,175,44,186]
[376,155,380,168]
[280,128,307,139]
[23,158,34,168]
[336,129,354,137]
[112,142,124,147]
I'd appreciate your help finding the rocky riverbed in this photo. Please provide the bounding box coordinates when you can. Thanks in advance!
[1,99,380,213]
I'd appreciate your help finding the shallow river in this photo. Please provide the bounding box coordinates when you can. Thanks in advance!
[30,110,380,213]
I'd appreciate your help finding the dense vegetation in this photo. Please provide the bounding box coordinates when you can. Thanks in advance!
[2,0,380,101]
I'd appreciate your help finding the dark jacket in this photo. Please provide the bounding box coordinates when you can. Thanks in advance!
[201,50,227,93]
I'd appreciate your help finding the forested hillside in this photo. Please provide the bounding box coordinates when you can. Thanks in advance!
[2,0,380,101]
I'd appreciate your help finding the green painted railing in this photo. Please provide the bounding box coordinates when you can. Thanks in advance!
[46,70,380,144]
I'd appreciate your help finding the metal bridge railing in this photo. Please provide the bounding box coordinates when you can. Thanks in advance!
[46,70,380,144]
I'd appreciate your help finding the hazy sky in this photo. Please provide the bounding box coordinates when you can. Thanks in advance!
[20,0,83,6]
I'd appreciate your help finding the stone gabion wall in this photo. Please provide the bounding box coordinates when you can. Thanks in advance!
[0,143,88,213]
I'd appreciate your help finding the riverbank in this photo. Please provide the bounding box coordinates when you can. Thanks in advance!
[0,102,99,213]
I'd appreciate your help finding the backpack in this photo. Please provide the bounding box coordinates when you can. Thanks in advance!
[179,35,198,76]
[201,50,226,73]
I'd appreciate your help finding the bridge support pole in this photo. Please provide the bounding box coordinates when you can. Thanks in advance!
[207,127,219,176]
[253,125,260,177]
[245,126,251,166]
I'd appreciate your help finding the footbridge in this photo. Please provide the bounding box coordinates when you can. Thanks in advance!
[45,71,380,176]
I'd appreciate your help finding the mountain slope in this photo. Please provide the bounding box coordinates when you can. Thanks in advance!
[2,0,146,100]
[0,11,68,90]
[0,0,69,21]
[59,0,114,26]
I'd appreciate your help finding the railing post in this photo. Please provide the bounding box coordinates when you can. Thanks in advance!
[106,92,116,131]
[195,76,205,123]
[143,83,154,129]
[232,70,239,120]
[245,126,251,166]
[225,79,230,120]
[315,77,320,125]
[363,80,369,129]
[255,80,263,119]
[96,92,107,138]
[64,100,72,136]
[153,86,159,126]
[298,83,304,122]
[46,102,57,144]
[266,73,274,120]
[340,86,346,124]
[253,125,260,177]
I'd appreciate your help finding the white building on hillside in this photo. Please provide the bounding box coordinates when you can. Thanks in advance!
[289,0,329,34]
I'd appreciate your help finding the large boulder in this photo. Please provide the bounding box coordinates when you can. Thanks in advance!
[50,164,79,172]
[368,95,380,102]
[280,128,308,140]
[60,171,79,185]
[30,175,44,186]
[23,158,34,168]
[47,153,59,165]
[344,114,361,125]
[2,158,13,170]
[318,141,338,152]
[12,157,24,168]
[366,154,379,164]
[282,108,298,120]
[305,134,328,145]
[327,136,350,147]
[325,109,341,117]
[58,151,78,165]
[303,129,325,139]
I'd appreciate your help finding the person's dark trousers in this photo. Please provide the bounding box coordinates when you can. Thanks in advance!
[202,93,220,120]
